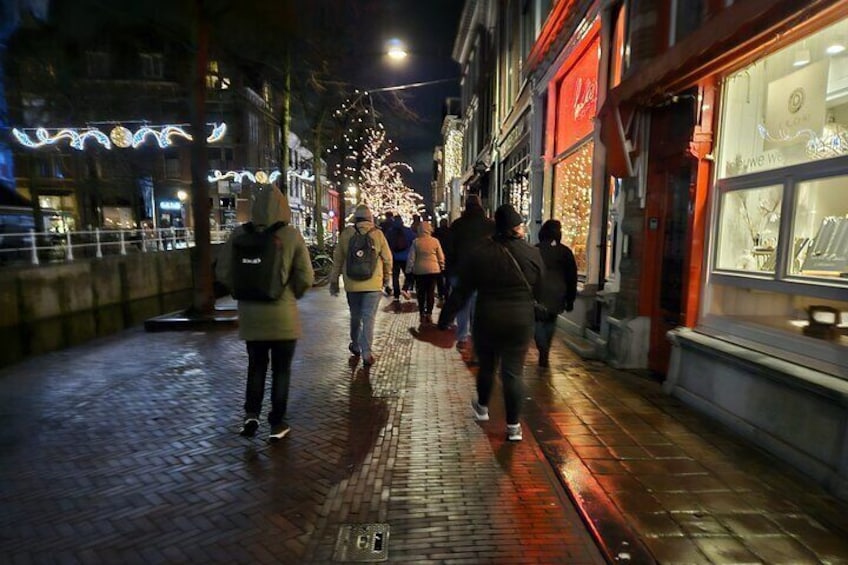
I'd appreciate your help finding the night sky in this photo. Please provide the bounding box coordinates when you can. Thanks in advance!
[337,1,464,204]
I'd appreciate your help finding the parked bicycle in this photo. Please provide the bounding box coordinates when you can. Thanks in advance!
[309,244,334,286]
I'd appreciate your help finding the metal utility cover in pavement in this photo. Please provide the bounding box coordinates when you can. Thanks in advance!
[333,523,390,562]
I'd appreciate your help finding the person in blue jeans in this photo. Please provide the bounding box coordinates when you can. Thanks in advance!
[386,215,416,308]
[329,204,393,366]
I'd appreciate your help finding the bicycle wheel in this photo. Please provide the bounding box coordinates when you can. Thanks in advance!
[312,255,333,286]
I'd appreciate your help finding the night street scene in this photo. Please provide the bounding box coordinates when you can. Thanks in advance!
[1,0,848,563]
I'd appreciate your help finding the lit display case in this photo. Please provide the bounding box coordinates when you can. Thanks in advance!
[708,18,848,375]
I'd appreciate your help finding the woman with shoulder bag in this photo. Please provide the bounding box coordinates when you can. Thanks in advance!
[438,204,544,441]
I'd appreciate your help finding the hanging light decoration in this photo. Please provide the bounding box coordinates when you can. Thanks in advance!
[11,122,227,150]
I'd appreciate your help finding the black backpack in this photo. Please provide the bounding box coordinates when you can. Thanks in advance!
[388,226,409,252]
[231,221,286,301]
[346,227,378,281]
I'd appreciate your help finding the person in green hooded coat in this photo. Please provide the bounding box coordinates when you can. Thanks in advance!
[216,185,314,442]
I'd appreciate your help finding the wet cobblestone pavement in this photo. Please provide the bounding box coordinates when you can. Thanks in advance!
[1,288,847,563]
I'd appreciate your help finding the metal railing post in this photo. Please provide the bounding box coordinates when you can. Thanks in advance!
[95,228,103,258]
[170,229,177,250]
[29,228,39,265]
[158,229,164,251]
[65,231,74,261]
[120,230,127,255]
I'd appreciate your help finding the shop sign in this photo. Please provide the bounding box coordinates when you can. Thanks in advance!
[764,61,827,151]
[555,35,600,155]
[160,200,182,211]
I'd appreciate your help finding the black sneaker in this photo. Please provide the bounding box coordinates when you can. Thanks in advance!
[268,423,291,442]
[239,417,259,437]
[348,342,361,356]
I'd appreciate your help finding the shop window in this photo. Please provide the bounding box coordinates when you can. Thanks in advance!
[715,185,783,273]
[718,19,848,180]
[707,16,848,374]
[552,140,593,272]
[791,175,848,279]
[102,206,134,229]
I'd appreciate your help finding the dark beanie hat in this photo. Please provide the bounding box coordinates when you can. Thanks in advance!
[495,204,523,233]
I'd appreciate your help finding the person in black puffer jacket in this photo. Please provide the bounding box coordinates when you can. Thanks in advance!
[534,220,578,368]
[442,193,495,349]
[438,204,544,442]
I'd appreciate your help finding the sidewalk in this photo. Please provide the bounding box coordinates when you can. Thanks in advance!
[0,287,846,563]
[523,337,848,564]
[0,289,603,564]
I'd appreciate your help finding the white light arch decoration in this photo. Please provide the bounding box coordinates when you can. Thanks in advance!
[208,169,283,184]
[207,168,316,185]
[11,122,227,150]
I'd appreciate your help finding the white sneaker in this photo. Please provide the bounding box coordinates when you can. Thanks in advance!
[268,423,291,442]
[471,400,489,421]
[507,423,522,441]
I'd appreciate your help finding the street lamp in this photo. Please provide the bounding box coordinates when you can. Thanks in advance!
[386,38,407,61]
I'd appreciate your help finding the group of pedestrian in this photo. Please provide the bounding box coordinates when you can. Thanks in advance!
[217,186,577,444]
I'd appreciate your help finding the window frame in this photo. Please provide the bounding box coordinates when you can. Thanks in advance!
[708,156,848,303]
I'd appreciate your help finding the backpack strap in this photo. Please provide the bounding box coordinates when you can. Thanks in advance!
[264,221,286,234]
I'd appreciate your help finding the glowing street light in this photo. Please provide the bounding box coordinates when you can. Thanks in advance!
[386,38,407,61]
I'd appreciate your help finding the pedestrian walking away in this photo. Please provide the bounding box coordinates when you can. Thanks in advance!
[438,204,544,441]
[433,217,451,304]
[534,219,578,368]
[405,220,445,324]
[215,185,315,442]
[442,193,494,352]
[329,204,393,367]
[386,214,416,308]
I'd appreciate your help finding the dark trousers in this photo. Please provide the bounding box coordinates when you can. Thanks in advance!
[436,272,450,299]
[414,273,439,315]
[474,334,530,425]
[245,340,297,426]
[392,261,405,299]
[534,314,558,354]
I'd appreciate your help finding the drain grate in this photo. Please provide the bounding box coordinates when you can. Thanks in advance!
[333,523,390,562]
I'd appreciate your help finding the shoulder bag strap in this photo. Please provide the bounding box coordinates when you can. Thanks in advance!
[500,243,534,298]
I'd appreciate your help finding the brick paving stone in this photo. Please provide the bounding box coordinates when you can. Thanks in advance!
[0,290,604,564]
[7,286,845,564]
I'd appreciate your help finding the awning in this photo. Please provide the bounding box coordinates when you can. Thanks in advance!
[598,89,638,178]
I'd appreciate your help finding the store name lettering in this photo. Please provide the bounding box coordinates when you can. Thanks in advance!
[778,113,811,132]
[572,78,597,121]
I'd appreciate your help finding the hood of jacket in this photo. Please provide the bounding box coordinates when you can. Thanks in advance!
[250,185,292,226]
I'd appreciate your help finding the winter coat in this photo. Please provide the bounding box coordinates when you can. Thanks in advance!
[440,234,544,344]
[406,232,445,275]
[329,220,393,292]
[215,186,314,341]
[443,206,494,277]
[536,240,578,315]
[386,217,417,262]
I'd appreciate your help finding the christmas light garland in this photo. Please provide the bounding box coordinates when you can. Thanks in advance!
[11,122,227,150]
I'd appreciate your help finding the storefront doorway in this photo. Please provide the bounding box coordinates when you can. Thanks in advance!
[645,165,692,375]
